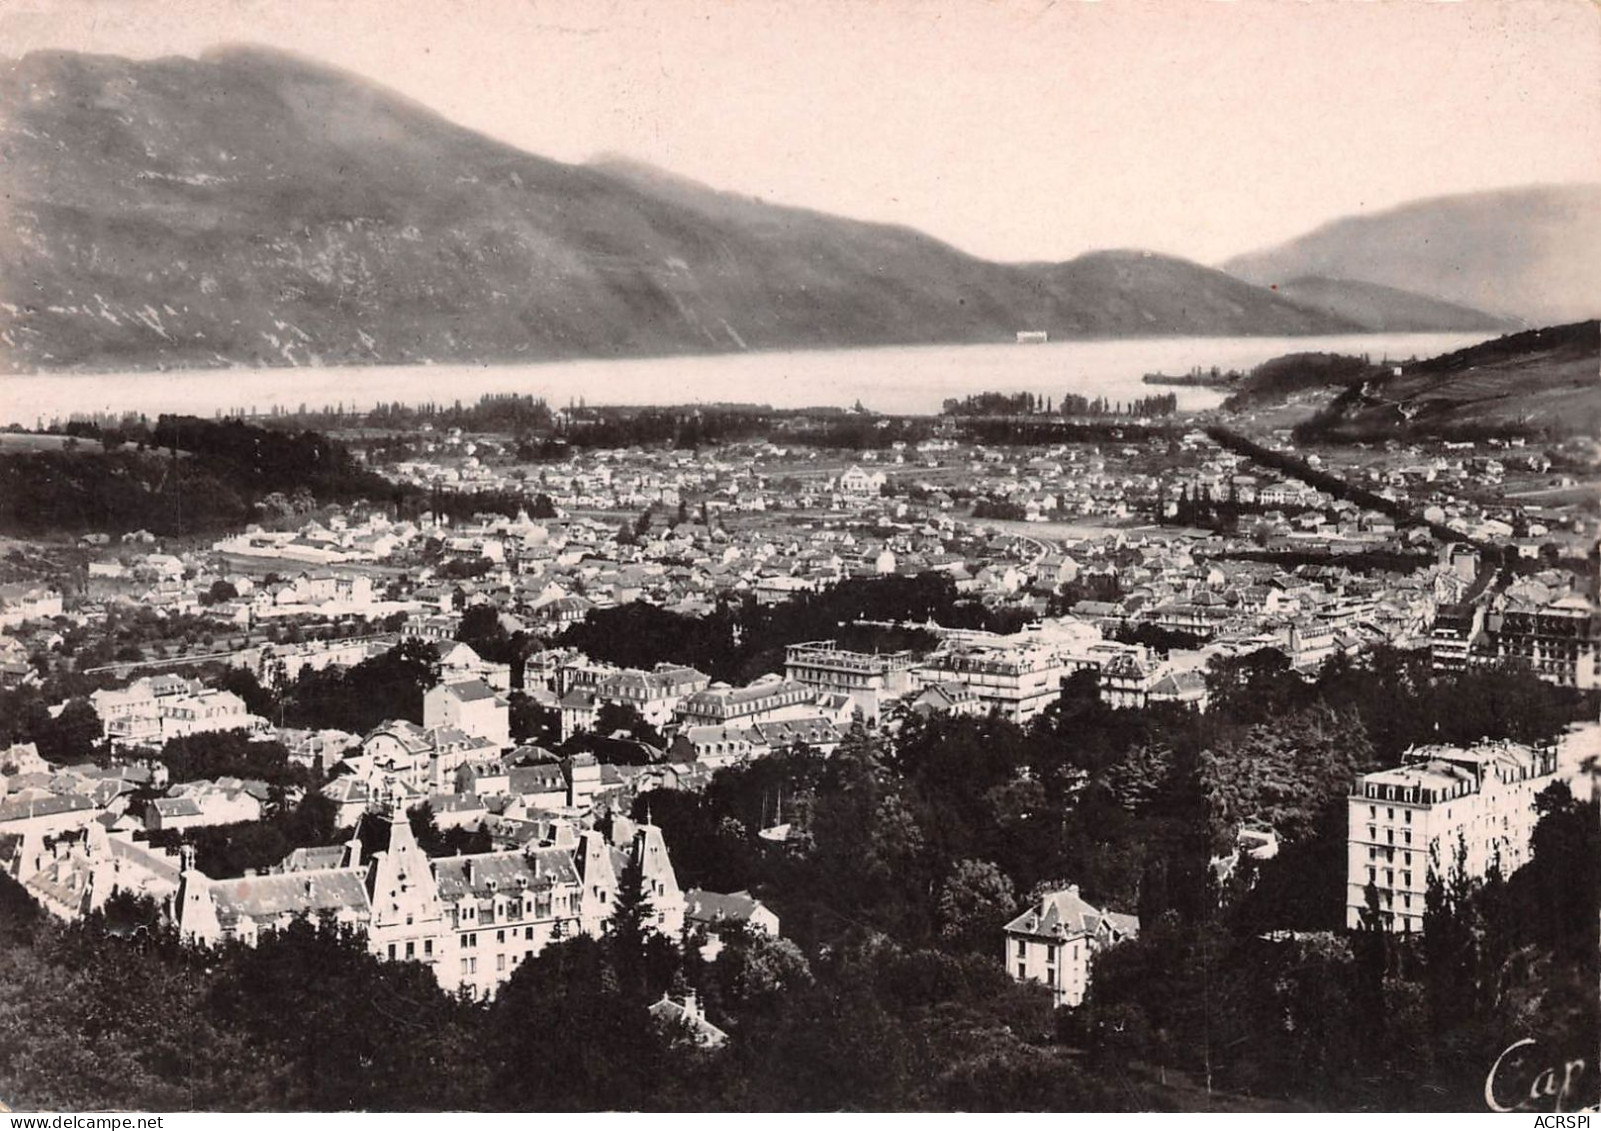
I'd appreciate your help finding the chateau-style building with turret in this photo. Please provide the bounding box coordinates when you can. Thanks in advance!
[170,806,683,997]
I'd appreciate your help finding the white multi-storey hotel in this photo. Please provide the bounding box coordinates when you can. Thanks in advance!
[1345,740,1557,933]
[784,641,916,724]
[920,643,1068,724]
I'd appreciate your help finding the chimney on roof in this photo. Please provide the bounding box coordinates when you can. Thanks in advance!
[343,836,363,868]
[1067,884,1080,899]
[683,991,699,1019]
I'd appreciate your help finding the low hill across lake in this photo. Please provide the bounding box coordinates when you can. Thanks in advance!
[1295,321,1601,441]
[1221,352,1388,412]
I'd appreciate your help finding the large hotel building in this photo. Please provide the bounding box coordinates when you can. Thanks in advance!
[1346,740,1556,932]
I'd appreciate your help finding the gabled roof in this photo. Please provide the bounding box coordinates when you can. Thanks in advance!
[751,717,843,745]
[363,719,434,753]
[321,777,372,804]
[108,834,180,883]
[1149,670,1207,697]
[649,995,728,1048]
[1004,886,1139,944]
[685,888,768,927]
[208,866,371,923]
[508,765,567,794]
[439,679,500,704]
[431,847,579,899]
[427,792,488,814]
[918,681,977,705]
[683,724,761,746]
[277,845,350,873]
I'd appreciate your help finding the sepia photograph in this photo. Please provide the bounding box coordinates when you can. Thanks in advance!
[0,0,1597,1115]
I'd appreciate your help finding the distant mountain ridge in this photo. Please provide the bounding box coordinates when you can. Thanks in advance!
[1265,277,1517,335]
[0,46,1500,374]
[1223,185,1601,326]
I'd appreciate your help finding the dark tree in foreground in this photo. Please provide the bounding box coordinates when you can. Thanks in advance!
[594,701,665,747]
[34,697,104,764]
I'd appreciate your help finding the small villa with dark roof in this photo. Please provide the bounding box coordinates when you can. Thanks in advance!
[684,888,780,959]
[650,991,728,1049]
[1002,884,1139,1008]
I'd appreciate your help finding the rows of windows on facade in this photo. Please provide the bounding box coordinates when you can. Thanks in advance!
[1343,739,1557,933]
[997,737,1561,1010]
[6,733,1567,1006]
[2,613,1570,1009]
[148,804,688,998]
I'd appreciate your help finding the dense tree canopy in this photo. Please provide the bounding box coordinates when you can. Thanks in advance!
[278,638,440,733]
[1,643,1593,1112]
[159,731,304,789]
[562,573,1029,683]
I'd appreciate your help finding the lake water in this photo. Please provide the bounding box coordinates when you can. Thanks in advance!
[2,332,1490,423]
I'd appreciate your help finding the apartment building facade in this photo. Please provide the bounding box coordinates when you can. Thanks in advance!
[1345,740,1557,932]
[921,643,1068,724]
[783,641,916,723]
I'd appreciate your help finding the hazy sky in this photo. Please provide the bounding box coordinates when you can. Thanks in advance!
[5,0,1599,264]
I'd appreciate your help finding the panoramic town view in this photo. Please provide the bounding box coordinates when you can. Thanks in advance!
[0,0,1598,1118]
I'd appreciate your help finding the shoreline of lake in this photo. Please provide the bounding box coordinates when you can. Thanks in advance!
[0,331,1491,424]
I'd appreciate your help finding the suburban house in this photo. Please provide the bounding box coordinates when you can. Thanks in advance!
[145,781,264,832]
[0,585,63,629]
[1002,884,1140,1008]
[423,679,511,749]
[649,991,729,1049]
[684,887,781,960]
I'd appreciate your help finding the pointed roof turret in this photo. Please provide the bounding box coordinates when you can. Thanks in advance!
[366,804,443,929]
